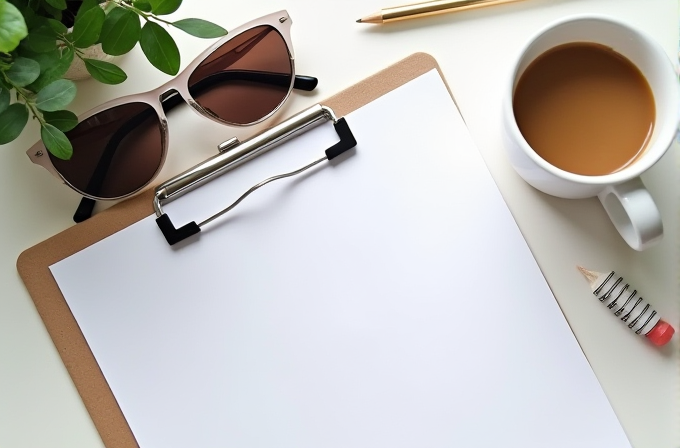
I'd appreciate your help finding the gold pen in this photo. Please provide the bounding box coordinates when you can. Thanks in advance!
[357,0,525,24]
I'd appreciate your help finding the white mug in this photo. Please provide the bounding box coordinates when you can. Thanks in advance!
[502,15,679,251]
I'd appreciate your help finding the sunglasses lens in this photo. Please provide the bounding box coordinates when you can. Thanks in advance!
[50,102,164,199]
[188,25,293,125]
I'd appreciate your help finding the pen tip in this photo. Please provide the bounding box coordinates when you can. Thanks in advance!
[356,18,362,23]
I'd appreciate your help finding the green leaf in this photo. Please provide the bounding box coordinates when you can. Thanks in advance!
[132,1,152,12]
[0,88,9,115]
[77,0,100,19]
[35,79,76,111]
[43,109,78,132]
[41,2,62,20]
[172,18,226,39]
[26,47,74,92]
[21,7,42,29]
[47,18,67,34]
[99,7,141,56]
[43,0,67,10]
[140,21,179,75]
[0,0,28,53]
[83,58,127,84]
[40,122,72,159]
[26,25,58,52]
[5,57,41,87]
[0,103,29,145]
[72,5,105,48]
[148,0,181,15]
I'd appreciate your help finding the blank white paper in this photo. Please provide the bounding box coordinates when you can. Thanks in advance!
[50,69,631,448]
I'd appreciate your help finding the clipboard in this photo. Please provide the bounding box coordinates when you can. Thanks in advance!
[16,52,632,448]
[16,53,447,448]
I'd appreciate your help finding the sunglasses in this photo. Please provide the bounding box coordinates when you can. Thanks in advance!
[26,10,317,221]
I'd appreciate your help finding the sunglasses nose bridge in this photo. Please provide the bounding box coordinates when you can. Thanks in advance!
[157,87,190,115]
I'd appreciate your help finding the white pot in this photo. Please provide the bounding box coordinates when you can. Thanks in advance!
[64,43,116,81]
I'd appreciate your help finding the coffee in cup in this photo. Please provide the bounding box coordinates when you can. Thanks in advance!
[513,42,655,177]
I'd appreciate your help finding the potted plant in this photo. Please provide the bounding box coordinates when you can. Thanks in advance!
[0,0,226,159]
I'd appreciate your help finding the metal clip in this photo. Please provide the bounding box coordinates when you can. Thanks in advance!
[154,104,357,245]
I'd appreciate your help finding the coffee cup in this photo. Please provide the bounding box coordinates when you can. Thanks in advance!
[502,15,679,251]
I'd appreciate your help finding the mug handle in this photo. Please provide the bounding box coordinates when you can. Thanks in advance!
[597,177,663,251]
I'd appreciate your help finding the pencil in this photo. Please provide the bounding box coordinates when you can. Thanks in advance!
[357,0,525,24]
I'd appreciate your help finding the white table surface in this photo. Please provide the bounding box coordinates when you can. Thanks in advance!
[0,0,677,447]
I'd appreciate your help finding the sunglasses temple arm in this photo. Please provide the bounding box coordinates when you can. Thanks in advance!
[293,75,318,91]
[72,108,158,223]
[183,71,317,112]
[74,197,96,223]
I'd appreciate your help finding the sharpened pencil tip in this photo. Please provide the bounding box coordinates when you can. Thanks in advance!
[356,13,382,24]
[577,266,600,287]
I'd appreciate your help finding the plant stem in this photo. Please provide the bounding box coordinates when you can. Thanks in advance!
[1,72,45,126]
[110,0,175,26]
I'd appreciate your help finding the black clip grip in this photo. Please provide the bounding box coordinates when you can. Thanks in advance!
[326,118,357,160]
[156,214,200,246]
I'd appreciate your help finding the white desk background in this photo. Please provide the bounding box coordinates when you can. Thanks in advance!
[0,1,677,447]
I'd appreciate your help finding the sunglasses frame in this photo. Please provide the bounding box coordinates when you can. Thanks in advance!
[27,10,298,202]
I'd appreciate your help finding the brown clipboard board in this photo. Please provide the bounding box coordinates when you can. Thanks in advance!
[17,52,447,448]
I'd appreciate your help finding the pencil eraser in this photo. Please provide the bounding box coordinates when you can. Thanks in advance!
[645,320,675,346]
